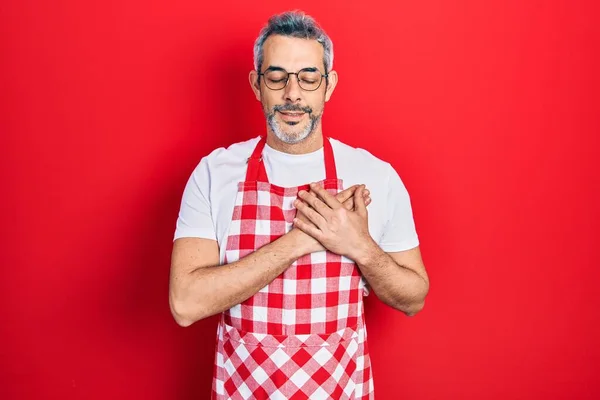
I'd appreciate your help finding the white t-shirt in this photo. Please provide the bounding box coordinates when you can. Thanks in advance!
[173,136,419,264]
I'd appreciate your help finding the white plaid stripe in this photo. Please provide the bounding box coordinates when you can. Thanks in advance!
[213,176,374,399]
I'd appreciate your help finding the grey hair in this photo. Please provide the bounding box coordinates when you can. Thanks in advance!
[253,11,334,73]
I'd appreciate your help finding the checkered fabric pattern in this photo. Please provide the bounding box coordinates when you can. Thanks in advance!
[222,180,366,336]
[213,314,373,399]
[211,137,374,399]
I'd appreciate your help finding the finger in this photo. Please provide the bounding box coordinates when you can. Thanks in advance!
[309,183,342,210]
[294,211,319,227]
[309,190,326,204]
[354,185,368,217]
[362,189,370,197]
[344,196,370,211]
[305,189,319,202]
[295,198,327,227]
[342,197,354,211]
[298,189,332,217]
[335,185,359,203]
[307,189,335,211]
[293,217,323,240]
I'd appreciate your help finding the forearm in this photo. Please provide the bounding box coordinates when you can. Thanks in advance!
[354,240,429,316]
[171,230,307,326]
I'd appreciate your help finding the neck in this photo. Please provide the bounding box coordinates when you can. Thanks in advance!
[265,129,324,155]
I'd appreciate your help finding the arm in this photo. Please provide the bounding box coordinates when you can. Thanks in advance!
[353,242,429,316]
[169,230,309,327]
[169,185,371,327]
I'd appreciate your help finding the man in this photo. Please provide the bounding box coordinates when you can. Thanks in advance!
[169,10,429,400]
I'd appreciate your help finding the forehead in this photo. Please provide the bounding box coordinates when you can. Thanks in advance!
[261,35,324,71]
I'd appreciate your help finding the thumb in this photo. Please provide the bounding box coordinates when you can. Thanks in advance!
[354,185,367,217]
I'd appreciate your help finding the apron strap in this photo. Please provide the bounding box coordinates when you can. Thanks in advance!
[322,135,338,182]
[245,136,338,182]
[245,137,268,182]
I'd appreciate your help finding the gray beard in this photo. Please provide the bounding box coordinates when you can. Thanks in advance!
[266,111,322,144]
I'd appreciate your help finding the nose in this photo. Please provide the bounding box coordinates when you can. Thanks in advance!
[283,73,302,103]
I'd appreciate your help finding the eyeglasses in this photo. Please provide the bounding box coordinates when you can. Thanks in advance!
[258,68,328,91]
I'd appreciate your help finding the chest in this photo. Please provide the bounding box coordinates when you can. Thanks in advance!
[209,170,389,264]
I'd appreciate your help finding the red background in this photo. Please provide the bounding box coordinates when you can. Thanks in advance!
[1,1,599,399]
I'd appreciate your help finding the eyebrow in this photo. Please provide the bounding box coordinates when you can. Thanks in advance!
[264,65,320,73]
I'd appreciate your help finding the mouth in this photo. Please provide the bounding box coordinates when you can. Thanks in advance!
[278,111,306,122]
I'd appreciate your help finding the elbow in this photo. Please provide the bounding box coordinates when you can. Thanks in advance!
[169,291,206,327]
[169,296,194,327]
[382,295,426,317]
[169,274,217,326]
[398,280,429,317]
[173,312,194,328]
[403,300,426,317]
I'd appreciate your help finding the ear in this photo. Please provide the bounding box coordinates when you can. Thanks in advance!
[249,70,261,101]
[324,70,338,102]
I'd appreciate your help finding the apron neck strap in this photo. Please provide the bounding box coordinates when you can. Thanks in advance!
[245,136,338,183]
[245,138,268,182]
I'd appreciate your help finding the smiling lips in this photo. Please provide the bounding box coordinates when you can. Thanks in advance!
[279,111,305,121]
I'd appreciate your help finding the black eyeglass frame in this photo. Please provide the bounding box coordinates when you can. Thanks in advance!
[257,68,329,92]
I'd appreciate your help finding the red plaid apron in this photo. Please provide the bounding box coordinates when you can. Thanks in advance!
[211,137,374,399]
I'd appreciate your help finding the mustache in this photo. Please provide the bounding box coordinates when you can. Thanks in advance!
[273,104,313,114]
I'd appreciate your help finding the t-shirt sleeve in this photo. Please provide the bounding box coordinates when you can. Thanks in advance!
[379,163,420,252]
[173,157,217,242]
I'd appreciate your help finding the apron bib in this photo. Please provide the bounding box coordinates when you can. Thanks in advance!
[211,137,374,399]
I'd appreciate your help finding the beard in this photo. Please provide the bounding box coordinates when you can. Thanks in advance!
[264,103,323,144]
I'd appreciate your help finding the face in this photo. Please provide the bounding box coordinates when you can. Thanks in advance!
[249,35,338,144]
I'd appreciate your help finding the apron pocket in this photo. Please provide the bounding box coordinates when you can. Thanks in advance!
[217,322,360,399]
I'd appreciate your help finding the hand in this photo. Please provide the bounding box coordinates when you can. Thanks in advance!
[292,184,371,255]
[293,183,374,260]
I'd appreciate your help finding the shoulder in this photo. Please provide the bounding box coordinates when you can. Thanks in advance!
[202,136,261,168]
[186,136,261,190]
[329,137,394,179]
[189,136,261,177]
